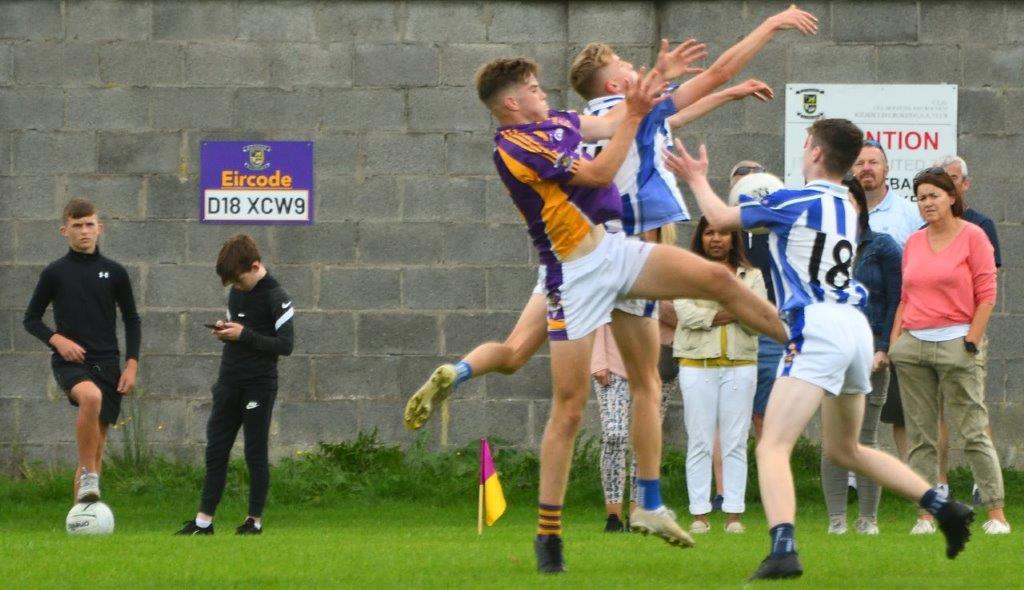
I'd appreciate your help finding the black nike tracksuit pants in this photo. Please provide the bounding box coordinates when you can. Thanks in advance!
[199,379,277,517]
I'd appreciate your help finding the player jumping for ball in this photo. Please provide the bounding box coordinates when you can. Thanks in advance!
[663,119,975,580]
[455,55,787,574]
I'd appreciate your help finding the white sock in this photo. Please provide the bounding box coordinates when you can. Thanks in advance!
[195,517,212,529]
[252,520,262,530]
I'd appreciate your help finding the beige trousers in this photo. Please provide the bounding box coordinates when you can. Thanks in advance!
[890,332,1003,509]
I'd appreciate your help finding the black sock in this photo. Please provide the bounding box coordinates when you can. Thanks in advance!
[769,523,797,557]
[919,487,949,517]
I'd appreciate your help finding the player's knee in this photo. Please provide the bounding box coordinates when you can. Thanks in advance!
[550,406,584,433]
[702,264,735,299]
[823,444,857,469]
[72,384,102,411]
[502,352,529,373]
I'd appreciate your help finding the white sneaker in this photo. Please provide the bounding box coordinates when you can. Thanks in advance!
[77,471,100,502]
[630,506,695,548]
[724,521,745,534]
[982,519,1011,534]
[689,520,711,534]
[828,516,847,535]
[855,517,880,535]
[910,519,936,535]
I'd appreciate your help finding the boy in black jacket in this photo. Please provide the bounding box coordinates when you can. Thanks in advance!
[176,234,294,536]
[23,198,142,503]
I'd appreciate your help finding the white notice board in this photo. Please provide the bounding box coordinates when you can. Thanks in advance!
[785,84,958,201]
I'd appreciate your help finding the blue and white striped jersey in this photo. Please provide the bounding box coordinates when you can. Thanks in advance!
[738,180,868,318]
[581,93,690,235]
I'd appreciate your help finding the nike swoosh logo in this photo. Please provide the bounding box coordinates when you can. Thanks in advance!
[245,402,259,410]
[282,301,292,309]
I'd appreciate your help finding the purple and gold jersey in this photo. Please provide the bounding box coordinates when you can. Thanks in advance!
[493,110,622,289]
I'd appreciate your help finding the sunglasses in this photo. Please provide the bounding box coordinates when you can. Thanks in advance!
[731,165,764,177]
[863,139,884,148]
[913,166,948,182]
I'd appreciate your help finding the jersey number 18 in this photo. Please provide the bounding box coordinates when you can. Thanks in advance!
[808,232,854,290]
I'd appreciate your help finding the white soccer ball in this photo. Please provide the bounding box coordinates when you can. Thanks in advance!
[66,501,115,535]
[728,172,785,235]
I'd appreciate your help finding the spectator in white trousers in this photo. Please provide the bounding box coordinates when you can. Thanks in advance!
[673,216,766,534]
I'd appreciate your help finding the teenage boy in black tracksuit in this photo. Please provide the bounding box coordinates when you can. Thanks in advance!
[176,234,294,536]
[23,198,142,504]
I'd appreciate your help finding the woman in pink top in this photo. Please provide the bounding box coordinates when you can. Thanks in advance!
[888,168,1008,535]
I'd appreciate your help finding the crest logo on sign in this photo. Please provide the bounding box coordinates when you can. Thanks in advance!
[242,144,271,171]
[796,88,825,120]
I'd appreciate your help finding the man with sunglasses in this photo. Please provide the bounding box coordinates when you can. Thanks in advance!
[851,139,923,247]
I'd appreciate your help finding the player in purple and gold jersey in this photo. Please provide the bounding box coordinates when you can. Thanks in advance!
[405,7,817,429]
[431,56,787,574]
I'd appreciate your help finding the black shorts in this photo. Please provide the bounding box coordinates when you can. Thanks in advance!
[879,364,905,426]
[52,359,123,425]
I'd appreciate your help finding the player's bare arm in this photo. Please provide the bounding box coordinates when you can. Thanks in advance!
[668,5,816,110]
[571,68,667,187]
[578,39,706,141]
[666,79,773,129]
[663,137,742,231]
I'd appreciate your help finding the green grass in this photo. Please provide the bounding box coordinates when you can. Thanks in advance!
[0,497,1020,589]
[1,434,1021,588]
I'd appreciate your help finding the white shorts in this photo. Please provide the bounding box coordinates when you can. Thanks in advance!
[778,303,872,396]
[614,296,659,319]
[532,231,653,341]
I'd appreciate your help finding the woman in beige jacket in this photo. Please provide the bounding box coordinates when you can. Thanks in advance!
[674,216,766,534]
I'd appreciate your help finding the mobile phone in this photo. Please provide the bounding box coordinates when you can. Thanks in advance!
[203,323,220,330]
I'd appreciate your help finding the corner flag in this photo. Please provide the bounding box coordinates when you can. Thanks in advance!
[478,438,506,532]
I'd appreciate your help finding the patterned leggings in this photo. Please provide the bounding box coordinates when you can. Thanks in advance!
[595,374,673,505]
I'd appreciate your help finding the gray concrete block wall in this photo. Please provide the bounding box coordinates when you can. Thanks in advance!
[0,1,1022,470]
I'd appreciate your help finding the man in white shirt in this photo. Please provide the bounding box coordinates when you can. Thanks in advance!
[851,139,923,247]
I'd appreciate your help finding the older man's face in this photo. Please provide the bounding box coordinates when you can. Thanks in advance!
[851,146,888,192]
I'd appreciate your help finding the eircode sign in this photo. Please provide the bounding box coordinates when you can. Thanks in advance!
[200,141,314,225]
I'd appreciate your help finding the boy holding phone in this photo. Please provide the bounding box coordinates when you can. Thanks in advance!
[176,234,295,536]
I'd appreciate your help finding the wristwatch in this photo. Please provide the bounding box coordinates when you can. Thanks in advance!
[964,340,978,354]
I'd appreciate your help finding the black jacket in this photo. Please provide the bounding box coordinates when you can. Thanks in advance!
[23,247,141,363]
[219,273,294,383]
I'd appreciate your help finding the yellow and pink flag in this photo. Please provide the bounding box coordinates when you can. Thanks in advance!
[478,438,506,532]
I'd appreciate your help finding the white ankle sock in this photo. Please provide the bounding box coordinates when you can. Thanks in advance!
[195,517,212,528]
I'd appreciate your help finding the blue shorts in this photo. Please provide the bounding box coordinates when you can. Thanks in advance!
[753,336,785,416]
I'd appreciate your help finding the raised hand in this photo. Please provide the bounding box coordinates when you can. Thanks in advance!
[728,79,774,102]
[662,137,708,184]
[769,4,818,35]
[623,67,668,118]
[654,38,708,80]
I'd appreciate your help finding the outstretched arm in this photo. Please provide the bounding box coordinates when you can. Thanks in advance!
[667,5,816,110]
[572,68,667,187]
[667,79,773,129]
[580,39,707,141]
[663,137,742,231]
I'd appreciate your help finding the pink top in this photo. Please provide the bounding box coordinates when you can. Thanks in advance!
[900,222,997,330]
[590,324,626,378]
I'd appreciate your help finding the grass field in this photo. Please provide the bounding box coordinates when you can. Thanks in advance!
[1,490,1020,588]
[1,436,1020,588]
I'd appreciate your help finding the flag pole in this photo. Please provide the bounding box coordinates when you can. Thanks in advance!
[477,438,485,534]
[478,483,484,535]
